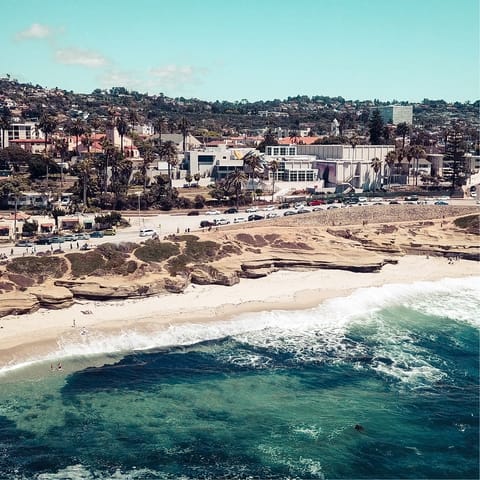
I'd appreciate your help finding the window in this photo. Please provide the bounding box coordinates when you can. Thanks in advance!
[280,147,287,155]
[198,155,214,165]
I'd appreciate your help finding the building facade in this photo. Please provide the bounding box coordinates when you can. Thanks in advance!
[377,105,413,125]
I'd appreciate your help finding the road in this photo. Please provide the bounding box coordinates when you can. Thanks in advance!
[1,197,477,259]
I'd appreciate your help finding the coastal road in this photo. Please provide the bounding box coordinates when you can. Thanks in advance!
[1,197,477,258]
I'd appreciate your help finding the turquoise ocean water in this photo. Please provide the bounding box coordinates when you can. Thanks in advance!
[0,276,478,479]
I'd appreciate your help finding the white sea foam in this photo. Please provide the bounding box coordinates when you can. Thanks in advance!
[2,276,478,381]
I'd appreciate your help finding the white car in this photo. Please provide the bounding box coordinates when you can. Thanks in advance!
[246,206,258,213]
[214,218,230,225]
[140,228,157,237]
[233,217,247,223]
[266,212,278,218]
[206,210,221,215]
[263,205,275,211]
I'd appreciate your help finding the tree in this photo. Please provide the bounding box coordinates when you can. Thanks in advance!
[268,159,279,202]
[65,118,85,154]
[193,172,201,183]
[116,116,129,154]
[154,115,167,148]
[243,151,263,199]
[178,116,190,153]
[159,140,178,196]
[225,168,248,208]
[384,151,397,187]
[37,114,57,182]
[137,139,155,192]
[396,122,410,149]
[0,107,12,150]
[257,129,278,152]
[408,144,426,186]
[370,157,381,191]
[100,138,116,194]
[369,109,384,145]
[444,125,466,192]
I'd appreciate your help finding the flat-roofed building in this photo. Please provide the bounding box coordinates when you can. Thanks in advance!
[377,105,413,125]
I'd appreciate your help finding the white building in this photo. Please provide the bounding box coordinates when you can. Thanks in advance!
[295,144,395,189]
[0,121,45,150]
[184,145,251,179]
[377,105,413,125]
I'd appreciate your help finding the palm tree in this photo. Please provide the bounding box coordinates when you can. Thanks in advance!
[159,140,178,195]
[154,116,167,148]
[66,118,85,154]
[100,138,115,194]
[349,135,358,185]
[128,110,139,136]
[54,138,69,187]
[242,151,263,200]
[396,148,406,183]
[225,168,248,208]
[396,122,410,150]
[115,116,129,154]
[37,114,57,183]
[178,117,190,153]
[385,151,397,187]
[268,159,279,203]
[408,144,426,186]
[370,157,381,191]
[0,107,12,150]
[138,140,155,193]
[81,126,93,154]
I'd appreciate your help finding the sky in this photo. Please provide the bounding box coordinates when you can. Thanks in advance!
[1,0,478,102]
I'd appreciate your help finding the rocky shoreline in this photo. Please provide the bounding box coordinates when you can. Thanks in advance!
[0,205,478,317]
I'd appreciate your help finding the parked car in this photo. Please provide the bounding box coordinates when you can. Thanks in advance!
[296,208,311,214]
[224,207,238,214]
[214,218,230,225]
[246,206,258,213]
[233,217,247,223]
[248,214,264,221]
[90,231,104,238]
[263,205,275,211]
[74,233,90,240]
[35,237,52,245]
[140,228,157,237]
[283,210,297,216]
[266,212,278,219]
[104,229,116,236]
[187,210,200,216]
[389,200,400,205]
[206,210,221,215]
[278,203,291,209]
[200,220,215,228]
[16,240,34,247]
[434,200,449,205]
[62,235,76,242]
[309,199,325,206]
[404,195,419,202]
[50,236,65,243]
[80,243,93,251]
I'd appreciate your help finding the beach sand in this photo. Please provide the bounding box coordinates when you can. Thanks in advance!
[0,255,478,372]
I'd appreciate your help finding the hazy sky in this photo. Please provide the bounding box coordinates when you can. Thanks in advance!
[1,0,478,102]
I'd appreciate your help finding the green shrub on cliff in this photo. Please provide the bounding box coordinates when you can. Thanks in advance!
[135,241,180,263]
[66,251,106,277]
[454,214,479,234]
[7,256,68,279]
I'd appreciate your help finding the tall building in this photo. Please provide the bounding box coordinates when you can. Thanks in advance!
[377,105,413,125]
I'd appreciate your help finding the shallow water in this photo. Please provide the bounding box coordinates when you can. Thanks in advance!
[0,277,479,479]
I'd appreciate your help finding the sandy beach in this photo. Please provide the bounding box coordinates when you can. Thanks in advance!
[0,255,478,373]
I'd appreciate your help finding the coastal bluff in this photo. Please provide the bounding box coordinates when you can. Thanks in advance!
[0,205,478,317]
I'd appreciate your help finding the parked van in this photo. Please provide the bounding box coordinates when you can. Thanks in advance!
[140,228,156,237]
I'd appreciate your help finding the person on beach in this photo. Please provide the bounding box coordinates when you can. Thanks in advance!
[57,363,62,370]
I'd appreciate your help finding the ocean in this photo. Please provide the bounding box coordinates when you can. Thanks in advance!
[0,276,478,479]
